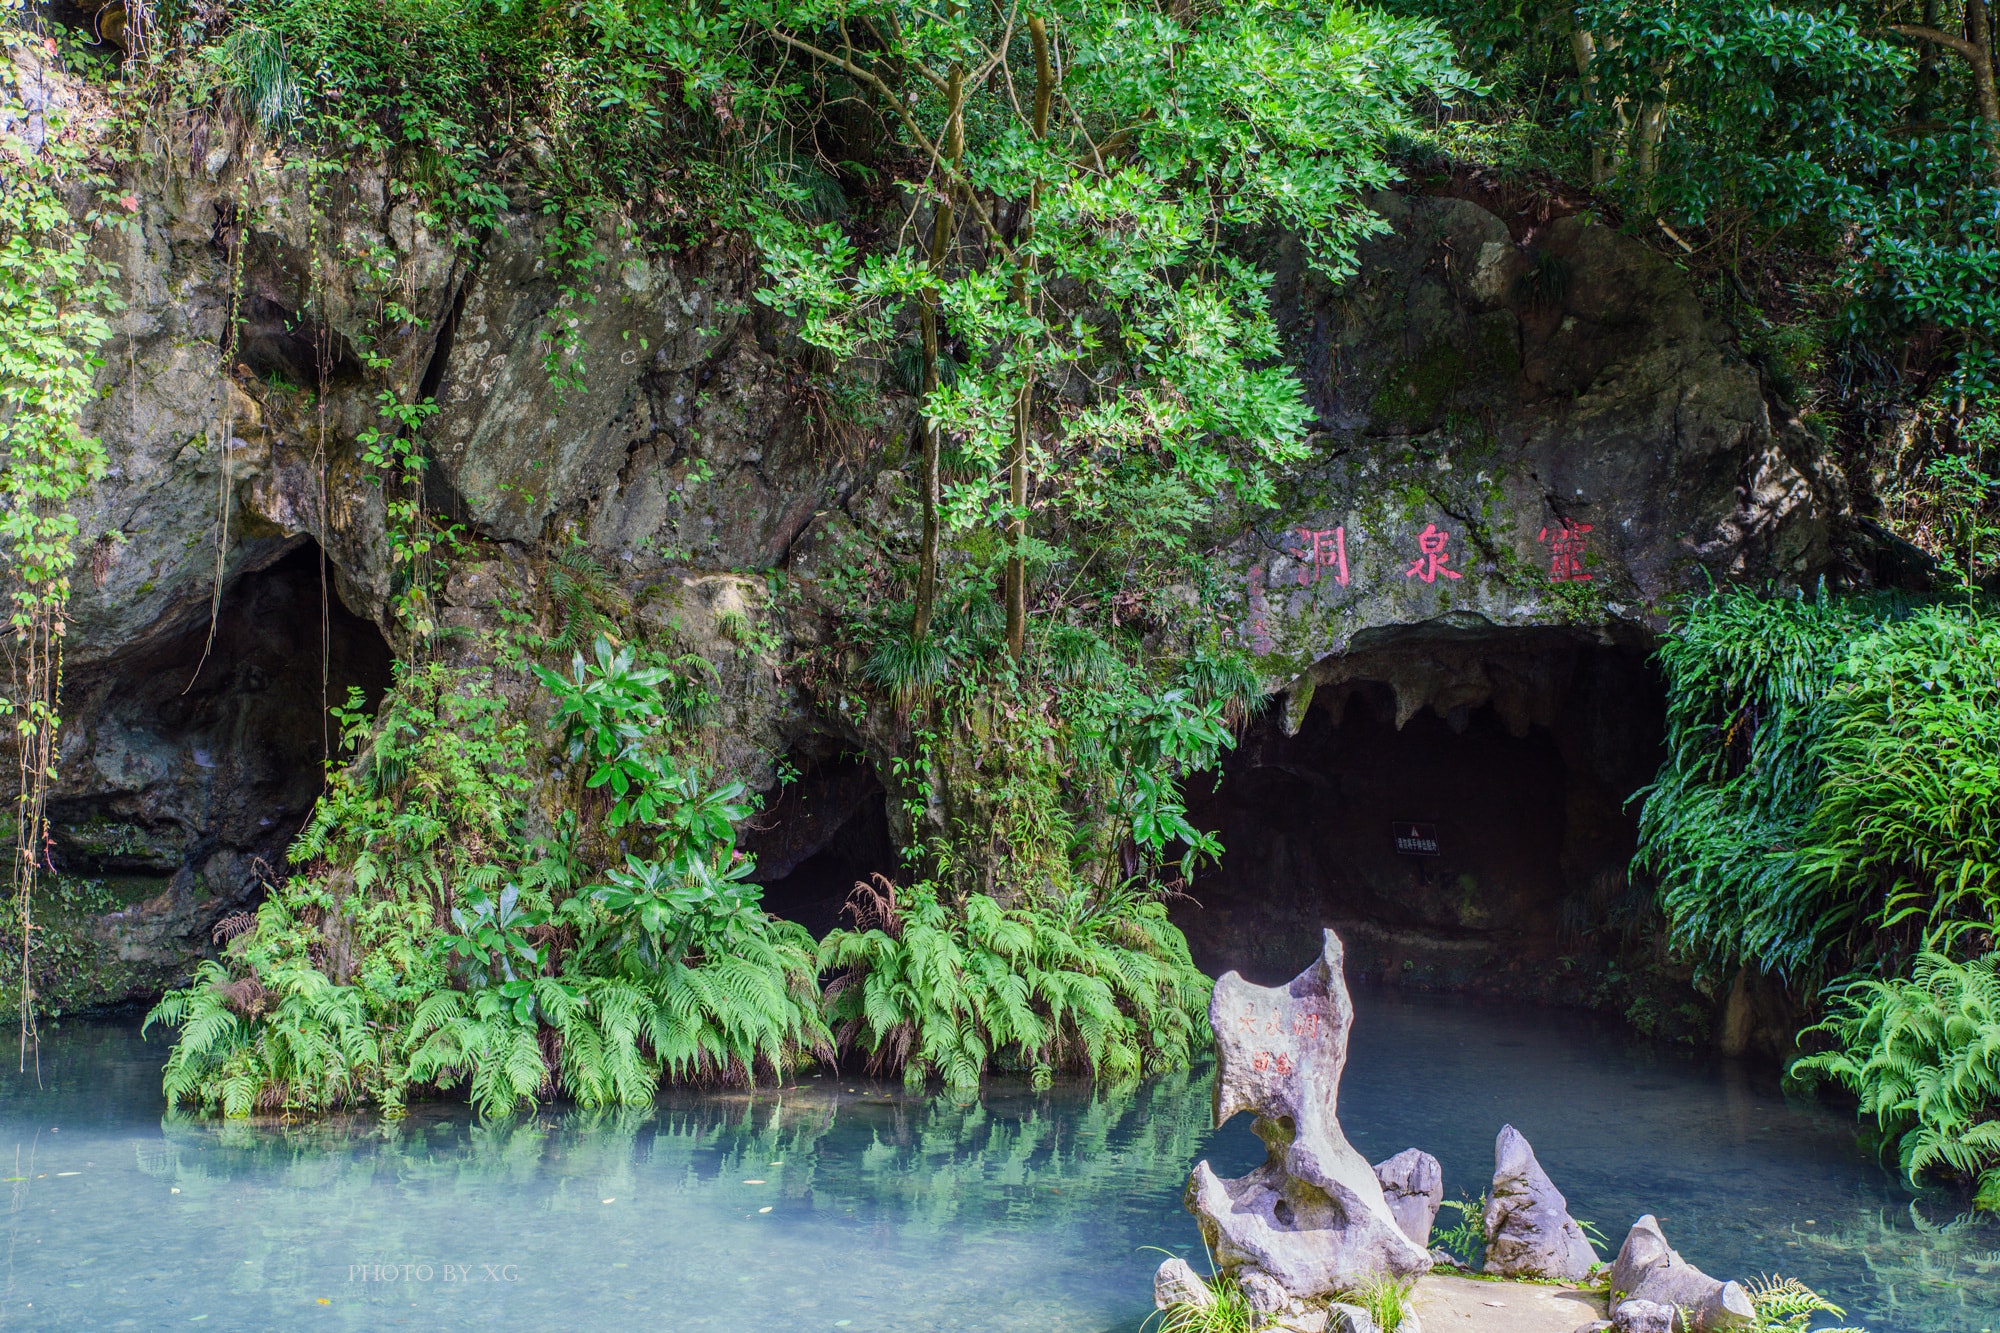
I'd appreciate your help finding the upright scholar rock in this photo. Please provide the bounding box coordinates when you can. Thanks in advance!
[1174,929,1432,1317]
[1372,1148,1445,1248]
[1483,1124,1599,1281]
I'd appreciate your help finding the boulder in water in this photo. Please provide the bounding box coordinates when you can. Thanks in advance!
[1609,1215,1756,1331]
[1374,1148,1446,1248]
[1482,1124,1599,1281]
[1175,930,1432,1306]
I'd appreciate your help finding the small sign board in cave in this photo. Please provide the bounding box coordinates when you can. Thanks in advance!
[1392,822,1441,857]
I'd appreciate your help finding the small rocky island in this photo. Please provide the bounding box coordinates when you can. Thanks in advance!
[1156,931,1767,1333]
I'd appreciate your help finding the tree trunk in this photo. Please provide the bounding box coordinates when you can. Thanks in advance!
[1571,28,1612,185]
[1891,0,2000,187]
[913,63,965,643]
[1003,16,1053,661]
[1632,96,1668,195]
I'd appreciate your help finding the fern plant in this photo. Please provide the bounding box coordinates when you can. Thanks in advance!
[1430,1194,1489,1267]
[1633,583,1875,979]
[1741,1274,1858,1333]
[1793,952,2000,1206]
[820,875,1210,1090]
[1635,588,2000,982]
[147,635,828,1118]
[1805,606,2000,950]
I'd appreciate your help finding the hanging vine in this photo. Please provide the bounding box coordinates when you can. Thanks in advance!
[0,14,127,1065]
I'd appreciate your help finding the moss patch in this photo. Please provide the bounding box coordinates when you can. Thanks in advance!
[1371,340,1468,429]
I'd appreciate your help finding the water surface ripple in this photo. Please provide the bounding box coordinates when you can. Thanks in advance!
[0,990,1991,1332]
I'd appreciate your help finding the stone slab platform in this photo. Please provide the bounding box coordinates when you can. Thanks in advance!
[1414,1274,1606,1333]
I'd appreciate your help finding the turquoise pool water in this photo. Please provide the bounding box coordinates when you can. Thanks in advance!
[0,990,1991,1332]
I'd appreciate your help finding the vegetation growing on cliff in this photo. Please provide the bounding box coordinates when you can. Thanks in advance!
[1637,583,2000,1204]
[148,640,831,1116]
[681,0,1470,1077]
[1387,0,2000,1210]
[18,0,1994,1165]
[0,20,127,1055]
[1383,0,1997,405]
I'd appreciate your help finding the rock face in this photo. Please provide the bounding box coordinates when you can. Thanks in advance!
[1153,1256,1216,1312]
[1237,192,1840,684]
[1374,1148,1446,1247]
[1483,1125,1598,1281]
[1614,1301,1676,1333]
[1179,929,1432,1312]
[1609,1216,1755,1332]
[18,58,1860,1009]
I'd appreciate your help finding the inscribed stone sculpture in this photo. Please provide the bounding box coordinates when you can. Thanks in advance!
[1180,929,1432,1309]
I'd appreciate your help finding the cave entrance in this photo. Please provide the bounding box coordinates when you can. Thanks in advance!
[743,752,898,938]
[1175,626,1663,1001]
[50,539,393,912]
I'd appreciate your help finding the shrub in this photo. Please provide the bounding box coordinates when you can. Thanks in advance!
[147,638,828,1118]
[820,876,1211,1090]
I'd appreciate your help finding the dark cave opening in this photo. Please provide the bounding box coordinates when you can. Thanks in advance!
[50,541,394,911]
[234,293,366,391]
[1174,626,1665,1003]
[743,753,899,939]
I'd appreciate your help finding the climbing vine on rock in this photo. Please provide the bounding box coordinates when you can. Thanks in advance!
[0,14,127,1062]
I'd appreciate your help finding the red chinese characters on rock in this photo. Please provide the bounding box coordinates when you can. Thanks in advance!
[1285,525,1350,587]
[1404,522,1462,583]
[1235,1006,1281,1039]
[1538,518,1593,582]
[1240,1006,1320,1075]
[1241,565,1273,653]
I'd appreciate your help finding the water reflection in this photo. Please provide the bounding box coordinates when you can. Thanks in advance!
[0,993,1992,1332]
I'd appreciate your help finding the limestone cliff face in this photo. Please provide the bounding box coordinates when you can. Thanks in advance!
[37,125,1846,1009]
[1227,192,1834,726]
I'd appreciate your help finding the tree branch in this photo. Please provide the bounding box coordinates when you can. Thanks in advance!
[766,27,1011,255]
[1887,23,1984,63]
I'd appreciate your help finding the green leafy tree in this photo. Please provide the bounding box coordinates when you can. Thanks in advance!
[1382,0,1998,395]
[693,0,1472,646]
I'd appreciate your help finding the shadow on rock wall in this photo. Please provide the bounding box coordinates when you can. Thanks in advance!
[35,542,391,1008]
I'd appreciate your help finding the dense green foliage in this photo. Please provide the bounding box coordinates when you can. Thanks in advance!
[1383,0,1998,401]
[146,641,829,1117]
[1638,586,2000,1204]
[90,0,1478,1100]
[162,0,733,233]
[1639,589,2000,984]
[685,0,1468,1080]
[821,876,1210,1088]
[50,0,1995,1160]
[1637,588,1857,979]
[1795,952,2000,1209]
[811,612,1256,1083]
